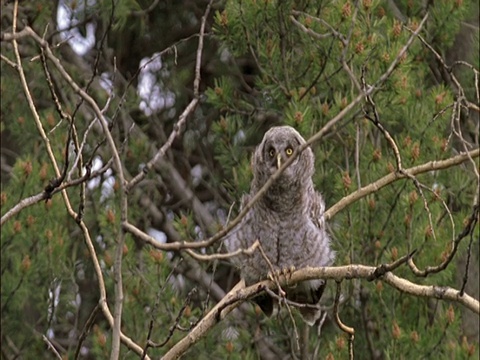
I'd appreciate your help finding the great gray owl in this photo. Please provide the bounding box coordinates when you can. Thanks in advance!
[224,125,335,325]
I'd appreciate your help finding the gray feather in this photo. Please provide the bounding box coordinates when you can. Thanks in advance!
[224,126,335,325]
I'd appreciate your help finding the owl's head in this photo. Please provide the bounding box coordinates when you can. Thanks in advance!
[252,126,314,188]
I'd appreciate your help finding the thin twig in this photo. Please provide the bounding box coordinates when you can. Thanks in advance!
[325,148,479,221]
[257,242,286,297]
[1,157,113,226]
[262,287,301,351]
[127,0,212,191]
[147,288,197,349]
[42,335,62,360]
[361,67,403,170]
[289,15,333,39]
[122,148,479,250]
[185,240,260,261]
[8,7,147,357]
[367,250,416,281]
[333,282,354,360]
[407,205,479,277]
[460,213,477,296]
[74,304,100,360]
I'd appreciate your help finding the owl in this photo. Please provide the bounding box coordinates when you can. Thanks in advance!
[224,126,335,325]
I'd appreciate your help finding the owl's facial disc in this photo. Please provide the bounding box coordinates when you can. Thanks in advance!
[266,144,295,170]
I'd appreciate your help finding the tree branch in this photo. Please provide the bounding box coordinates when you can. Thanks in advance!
[325,148,479,220]
[123,148,479,249]
[162,264,479,359]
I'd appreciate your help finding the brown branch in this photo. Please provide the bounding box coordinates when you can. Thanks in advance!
[126,99,198,190]
[8,4,146,357]
[127,0,212,192]
[74,304,100,360]
[0,53,17,68]
[325,148,479,220]
[42,335,62,360]
[289,15,333,40]
[333,282,354,360]
[162,264,479,359]
[123,148,479,250]
[291,10,346,43]
[185,240,260,261]
[1,158,113,226]
[407,205,479,277]
[1,192,47,226]
[146,288,197,350]
[361,68,403,171]
[367,250,416,281]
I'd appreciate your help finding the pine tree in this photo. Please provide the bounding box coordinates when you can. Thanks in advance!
[1,0,478,358]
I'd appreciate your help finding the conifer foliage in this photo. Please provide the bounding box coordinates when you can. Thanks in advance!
[1,0,479,359]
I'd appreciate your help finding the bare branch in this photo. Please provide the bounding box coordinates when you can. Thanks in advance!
[126,99,198,190]
[407,205,479,277]
[7,5,146,356]
[127,0,212,191]
[333,282,354,360]
[162,264,479,359]
[291,10,346,42]
[185,240,259,261]
[1,158,113,226]
[1,193,47,226]
[290,15,333,40]
[325,148,479,220]
[42,335,62,360]
[123,148,478,249]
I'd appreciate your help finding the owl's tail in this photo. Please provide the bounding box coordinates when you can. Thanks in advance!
[291,280,326,326]
[298,306,322,326]
[253,280,327,326]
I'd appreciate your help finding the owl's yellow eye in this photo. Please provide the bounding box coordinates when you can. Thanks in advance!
[285,147,293,156]
[269,148,275,157]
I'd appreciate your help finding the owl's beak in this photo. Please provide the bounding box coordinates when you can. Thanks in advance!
[276,153,282,169]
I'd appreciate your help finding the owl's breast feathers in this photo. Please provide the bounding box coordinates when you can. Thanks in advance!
[224,183,333,283]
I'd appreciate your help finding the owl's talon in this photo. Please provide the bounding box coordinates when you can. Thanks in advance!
[282,265,296,276]
[267,269,283,284]
[268,266,296,284]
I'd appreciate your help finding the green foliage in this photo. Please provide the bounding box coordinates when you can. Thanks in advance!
[205,0,479,358]
[1,0,478,359]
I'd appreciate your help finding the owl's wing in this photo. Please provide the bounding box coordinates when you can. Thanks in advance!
[309,190,326,230]
[294,189,334,325]
[222,193,251,266]
[240,192,251,209]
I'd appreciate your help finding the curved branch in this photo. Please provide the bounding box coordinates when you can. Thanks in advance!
[1,160,113,226]
[325,148,479,220]
[123,148,479,250]
[162,264,479,359]
[407,204,479,277]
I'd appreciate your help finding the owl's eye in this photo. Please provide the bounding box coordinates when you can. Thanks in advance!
[285,147,293,156]
[268,148,275,157]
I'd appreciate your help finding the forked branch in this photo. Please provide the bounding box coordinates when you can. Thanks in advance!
[162,264,479,359]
